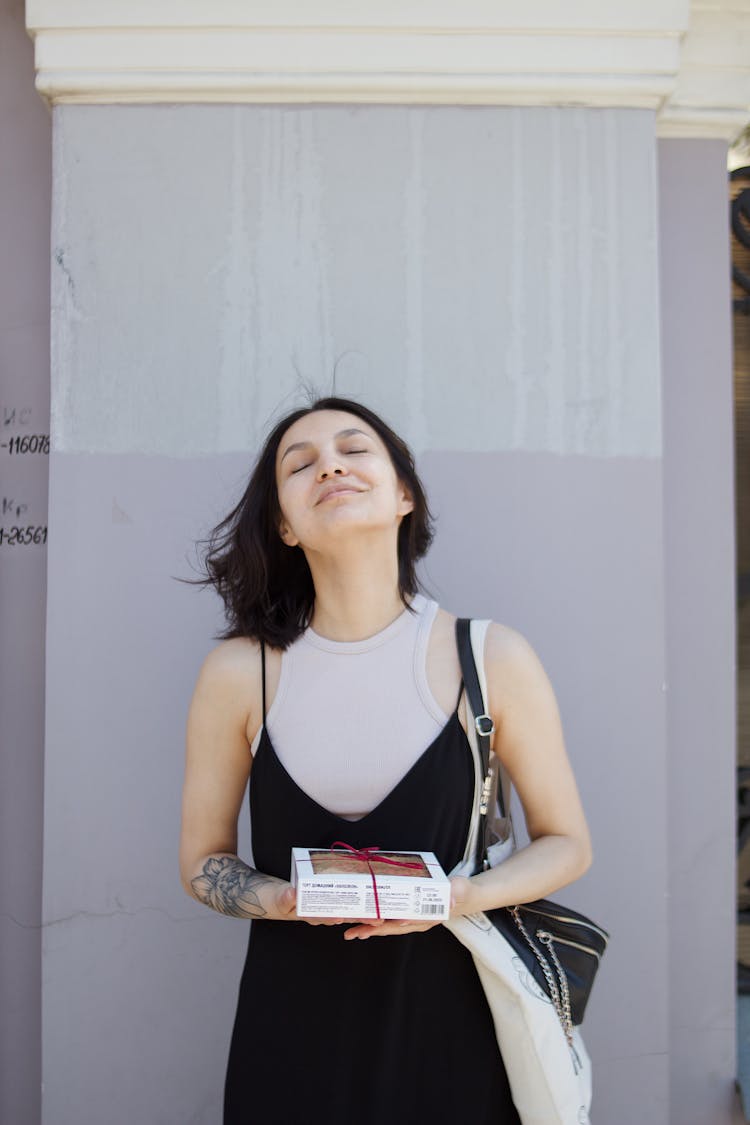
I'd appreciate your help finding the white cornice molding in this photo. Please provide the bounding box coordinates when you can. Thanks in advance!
[23,0,694,33]
[658,3,750,140]
[23,0,688,108]
[24,0,750,137]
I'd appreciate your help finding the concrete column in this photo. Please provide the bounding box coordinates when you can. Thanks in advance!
[659,137,738,1125]
[41,102,668,1125]
[0,0,51,1121]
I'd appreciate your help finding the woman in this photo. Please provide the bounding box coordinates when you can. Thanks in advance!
[180,396,593,1125]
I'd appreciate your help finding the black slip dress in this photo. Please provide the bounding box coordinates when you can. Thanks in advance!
[223,642,521,1125]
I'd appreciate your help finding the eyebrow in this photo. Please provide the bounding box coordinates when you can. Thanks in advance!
[280,427,372,463]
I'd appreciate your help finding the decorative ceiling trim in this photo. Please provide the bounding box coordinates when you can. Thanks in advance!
[657,107,750,140]
[24,0,750,138]
[657,3,750,142]
[24,0,694,33]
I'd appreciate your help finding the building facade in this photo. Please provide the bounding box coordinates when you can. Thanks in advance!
[2,2,748,1122]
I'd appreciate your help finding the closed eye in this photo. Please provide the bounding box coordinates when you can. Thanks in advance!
[291,449,367,473]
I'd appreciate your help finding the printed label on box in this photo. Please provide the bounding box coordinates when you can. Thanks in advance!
[291,847,452,920]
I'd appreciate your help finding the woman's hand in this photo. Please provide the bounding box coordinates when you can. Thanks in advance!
[342,917,430,940]
[341,875,478,940]
[268,881,342,925]
[268,882,377,928]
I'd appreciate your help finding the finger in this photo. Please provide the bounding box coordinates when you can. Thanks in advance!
[351,924,399,938]
[303,914,377,928]
[343,921,384,940]
[343,920,435,940]
[343,925,370,940]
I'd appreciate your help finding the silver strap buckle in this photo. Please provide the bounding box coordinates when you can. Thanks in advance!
[474,714,495,737]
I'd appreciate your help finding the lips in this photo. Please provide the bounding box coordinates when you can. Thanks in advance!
[316,484,364,505]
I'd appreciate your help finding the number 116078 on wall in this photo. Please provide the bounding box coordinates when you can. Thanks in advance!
[0,435,50,454]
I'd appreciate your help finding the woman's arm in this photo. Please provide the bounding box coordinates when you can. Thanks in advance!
[179,641,296,921]
[456,621,593,914]
[343,620,593,940]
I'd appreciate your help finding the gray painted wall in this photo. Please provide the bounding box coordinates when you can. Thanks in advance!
[0,0,51,1122]
[39,101,732,1123]
[659,139,738,1124]
[422,447,668,1118]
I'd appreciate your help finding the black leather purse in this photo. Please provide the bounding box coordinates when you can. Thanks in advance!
[456,618,609,1037]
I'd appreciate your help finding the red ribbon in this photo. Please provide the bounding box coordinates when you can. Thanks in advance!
[328,841,424,920]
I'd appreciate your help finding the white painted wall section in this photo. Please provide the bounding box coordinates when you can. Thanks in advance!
[51,105,660,460]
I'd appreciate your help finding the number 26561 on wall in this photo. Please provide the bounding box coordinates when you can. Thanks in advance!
[0,526,47,545]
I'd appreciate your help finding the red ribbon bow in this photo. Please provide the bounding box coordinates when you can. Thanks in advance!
[329,841,424,920]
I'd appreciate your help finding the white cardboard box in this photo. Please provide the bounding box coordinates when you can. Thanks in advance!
[291,847,452,920]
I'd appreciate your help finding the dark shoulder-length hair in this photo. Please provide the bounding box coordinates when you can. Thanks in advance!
[193,396,434,648]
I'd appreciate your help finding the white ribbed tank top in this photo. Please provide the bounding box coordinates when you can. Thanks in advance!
[251,593,450,821]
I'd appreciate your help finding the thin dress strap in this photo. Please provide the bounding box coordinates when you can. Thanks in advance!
[453,617,466,713]
[260,639,267,724]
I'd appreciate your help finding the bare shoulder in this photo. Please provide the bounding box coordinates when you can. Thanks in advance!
[199,635,261,677]
[483,621,560,719]
[195,636,260,700]
[434,608,557,716]
[191,636,283,746]
[485,620,541,667]
[424,606,561,743]
[428,607,534,669]
[431,607,537,670]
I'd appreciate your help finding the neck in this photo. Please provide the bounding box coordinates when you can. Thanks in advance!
[305,538,410,641]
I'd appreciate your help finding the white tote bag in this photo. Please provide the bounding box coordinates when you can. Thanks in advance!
[445,619,594,1125]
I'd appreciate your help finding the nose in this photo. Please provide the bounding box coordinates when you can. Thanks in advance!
[317,452,347,480]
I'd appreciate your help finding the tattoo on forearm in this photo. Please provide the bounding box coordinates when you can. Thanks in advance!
[191,857,274,919]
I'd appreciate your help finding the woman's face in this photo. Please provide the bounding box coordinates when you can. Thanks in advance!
[274,410,414,552]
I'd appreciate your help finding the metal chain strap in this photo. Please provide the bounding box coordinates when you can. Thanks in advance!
[509,907,574,1047]
[537,930,574,1045]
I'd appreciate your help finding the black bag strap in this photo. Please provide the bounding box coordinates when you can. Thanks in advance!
[455,617,504,872]
[260,638,267,723]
